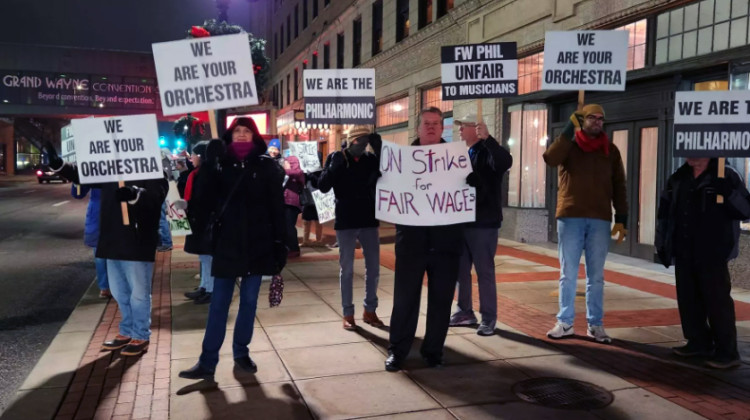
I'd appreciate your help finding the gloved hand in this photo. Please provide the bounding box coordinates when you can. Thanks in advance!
[329,151,347,173]
[273,241,288,272]
[172,199,188,210]
[561,112,584,141]
[466,172,481,188]
[369,133,382,155]
[116,186,140,202]
[611,223,628,244]
[42,141,64,170]
[656,247,671,269]
[712,177,733,197]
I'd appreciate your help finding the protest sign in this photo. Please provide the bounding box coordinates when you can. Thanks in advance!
[61,124,76,163]
[312,189,336,223]
[166,180,191,236]
[375,141,475,226]
[440,43,518,100]
[674,90,750,157]
[71,114,163,184]
[289,141,321,172]
[303,69,375,125]
[152,33,258,116]
[542,31,628,91]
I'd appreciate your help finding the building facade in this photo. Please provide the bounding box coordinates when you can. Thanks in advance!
[263,0,750,286]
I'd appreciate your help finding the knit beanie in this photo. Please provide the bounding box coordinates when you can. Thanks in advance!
[581,104,605,118]
[268,138,281,150]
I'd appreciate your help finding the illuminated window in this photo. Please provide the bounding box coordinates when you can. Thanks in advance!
[518,52,544,95]
[376,97,409,128]
[507,104,547,208]
[421,86,453,112]
[616,19,648,70]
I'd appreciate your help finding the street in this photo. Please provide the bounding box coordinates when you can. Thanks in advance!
[0,177,94,413]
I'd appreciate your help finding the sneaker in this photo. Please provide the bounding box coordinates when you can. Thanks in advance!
[363,311,385,328]
[587,325,612,344]
[705,356,741,369]
[477,322,496,336]
[99,289,112,299]
[157,245,173,252]
[547,322,574,339]
[672,342,712,357]
[194,292,212,305]
[184,287,206,300]
[120,339,149,356]
[449,311,478,327]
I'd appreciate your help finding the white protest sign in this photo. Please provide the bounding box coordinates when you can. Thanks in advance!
[542,31,628,91]
[152,33,258,116]
[166,180,191,236]
[312,189,336,223]
[376,141,475,226]
[674,90,750,157]
[441,42,518,100]
[61,124,76,163]
[71,114,163,184]
[289,141,321,173]
[303,69,375,125]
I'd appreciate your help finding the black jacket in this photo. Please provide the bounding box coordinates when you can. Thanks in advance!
[205,140,287,278]
[655,160,750,267]
[58,165,168,262]
[467,135,513,228]
[318,150,380,230]
[395,138,464,256]
[183,167,213,255]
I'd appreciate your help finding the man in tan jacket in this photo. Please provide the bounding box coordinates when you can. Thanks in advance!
[542,104,628,344]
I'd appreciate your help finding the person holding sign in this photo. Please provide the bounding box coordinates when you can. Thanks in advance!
[449,114,513,336]
[655,158,750,369]
[386,107,465,372]
[318,125,384,330]
[542,104,627,344]
[179,117,287,381]
[44,144,168,357]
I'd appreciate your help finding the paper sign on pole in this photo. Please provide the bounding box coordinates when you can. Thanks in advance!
[289,141,321,173]
[375,141,475,226]
[312,190,336,223]
[303,69,375,125]
[71,114,164,185]
[166,180,191,236]
[440,43,518,100]
[152,33,259,116]
[61,124,76,163]
[542,31,628,91]
[674,90,750,157]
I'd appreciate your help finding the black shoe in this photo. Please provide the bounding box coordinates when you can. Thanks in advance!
[194,292,212,305]
[185,287,206,300]
[673,342,712,357]
[385,353,402,372]
[234,356,258,373]
[101,335,132,351]
[179,363,215,380]
[422,354,443,369]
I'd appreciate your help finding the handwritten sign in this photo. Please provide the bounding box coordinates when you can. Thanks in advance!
[441,42,518,100]
[71,114,163,184]
[375,141,475,226]
[312,189,336,223]
[542,31,628,91]
[674,90,750,157]
[152,33,258,115]
[289,141,321,173]
[303,69,375,125]
[61,124,76,163]
[165,180,191,236]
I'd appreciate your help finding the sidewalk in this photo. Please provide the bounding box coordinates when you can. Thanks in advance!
[2,227,749,419]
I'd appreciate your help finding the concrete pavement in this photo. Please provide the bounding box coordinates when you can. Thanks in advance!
[2,226,750,419]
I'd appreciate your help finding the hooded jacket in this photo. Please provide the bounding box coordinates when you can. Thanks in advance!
[282,155,305,209]
[318,149,380,230]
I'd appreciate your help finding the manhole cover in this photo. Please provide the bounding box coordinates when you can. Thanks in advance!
[512,377,614,410]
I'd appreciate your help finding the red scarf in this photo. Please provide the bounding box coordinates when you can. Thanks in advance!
[575,130,609,156]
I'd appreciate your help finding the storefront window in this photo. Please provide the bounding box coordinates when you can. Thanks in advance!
[376,97,409,128]
[617,19,648,70]
[518,52,544,95]
[639,127,659,244]
[507,104,547,208]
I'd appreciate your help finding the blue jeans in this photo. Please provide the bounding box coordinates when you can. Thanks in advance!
[198,254,214,293]
[456,227,499,324]
[199,275,262,370]
[336,228,380,317]
[106,259,154,340]
[158,201,172,247]
[556,218,611,326]
[93,248,109,291]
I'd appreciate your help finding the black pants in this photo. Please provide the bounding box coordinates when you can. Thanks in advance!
[674,257,738,359]
[388,252,459,360]
[285,206,301,252]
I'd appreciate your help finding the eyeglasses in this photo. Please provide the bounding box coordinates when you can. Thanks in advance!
[586,115,605,123]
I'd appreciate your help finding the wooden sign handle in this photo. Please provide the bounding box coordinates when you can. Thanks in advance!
[208,110,219,139]
[577,90,585,111]
[118,180,130,225]
[718,157,726,204]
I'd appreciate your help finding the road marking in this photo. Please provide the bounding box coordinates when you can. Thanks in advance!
[24,190,36,194]
[52,200,70,207]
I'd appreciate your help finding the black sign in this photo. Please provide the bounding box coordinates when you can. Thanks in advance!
[440,42,518,100]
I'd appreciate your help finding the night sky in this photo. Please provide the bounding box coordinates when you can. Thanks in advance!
[0,0,257,52]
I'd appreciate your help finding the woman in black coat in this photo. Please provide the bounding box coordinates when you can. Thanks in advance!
[179,117,287,381]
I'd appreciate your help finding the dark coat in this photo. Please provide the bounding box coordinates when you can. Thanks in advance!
[59,165,167,262]
[205,139,287,278]
[70,184,101,248]
[467,135,513,228]
[655,160,750,267]
[318,149,380,230]
[183,167,213,255]
[395,138,463,256]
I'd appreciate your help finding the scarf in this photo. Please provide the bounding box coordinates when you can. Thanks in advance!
[575,130,609,156]
[228,141,255,161]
